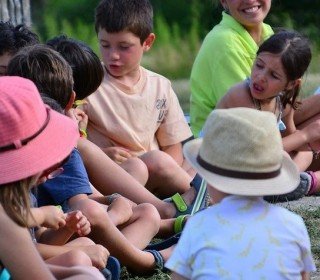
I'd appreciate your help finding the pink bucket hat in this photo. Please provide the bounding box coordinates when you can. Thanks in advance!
[0,76,79,184]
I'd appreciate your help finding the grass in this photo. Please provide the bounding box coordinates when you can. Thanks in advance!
[293,207,320,269]
[120,268,170,279]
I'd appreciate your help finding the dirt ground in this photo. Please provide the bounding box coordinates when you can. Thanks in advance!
[277,196,320,211]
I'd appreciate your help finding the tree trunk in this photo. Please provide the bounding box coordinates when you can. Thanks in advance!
[0,0,10,22]
[0,0,31,26]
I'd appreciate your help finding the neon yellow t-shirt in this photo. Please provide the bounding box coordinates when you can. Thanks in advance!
[190,12,274,137]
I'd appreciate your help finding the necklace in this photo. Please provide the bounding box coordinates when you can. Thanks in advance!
[251,95,278,115]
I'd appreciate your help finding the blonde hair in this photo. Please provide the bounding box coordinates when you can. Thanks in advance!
[0,176,37,227]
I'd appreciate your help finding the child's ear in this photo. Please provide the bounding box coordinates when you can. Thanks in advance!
[286,78,301,90]
[65,91,76,111]
[143,33,155,52]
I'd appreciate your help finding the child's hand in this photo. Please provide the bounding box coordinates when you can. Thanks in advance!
[66,108,88,132]
[65,210,91,236]
[40,206,66,229]
[107,196,134,226]
[74,108,88,132]
[77,245,109,270]
[102,146,132,164]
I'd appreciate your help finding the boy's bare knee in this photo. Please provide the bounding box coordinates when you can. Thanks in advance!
[74,237,96,246]
[73,199,108,226]
[135,203,160,225]
[65,249,92,267]
[133,203,161,237]
[143,150,176,176]
[123,157,148,183]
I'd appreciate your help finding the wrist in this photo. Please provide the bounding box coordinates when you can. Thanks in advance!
[308,143,320,159]
[79,129,87,138]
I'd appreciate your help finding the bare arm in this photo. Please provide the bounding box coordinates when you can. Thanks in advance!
[0,208,54,280]
[282,107,320,152]
[301,271,310,280]
[216,82,253,110]
[294,94,320,126]
[282,107,308,152]
[161,142,184,166]
[30,206,66,228]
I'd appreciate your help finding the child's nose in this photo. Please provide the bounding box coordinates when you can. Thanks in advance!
[257,71,267,83]
[109,49,120,60]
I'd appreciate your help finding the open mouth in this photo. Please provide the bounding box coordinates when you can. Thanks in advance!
[253,82,264,92]
[243,5,261,14]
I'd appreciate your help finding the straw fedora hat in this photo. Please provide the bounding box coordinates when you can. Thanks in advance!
[0,76,79,184]
[184,108,299,196]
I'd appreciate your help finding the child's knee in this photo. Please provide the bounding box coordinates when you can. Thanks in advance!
[123,157,148,183]
[65,249,92,267]
[74,237,96,246]
[75,199,107,226]
[144,150,176,175]
[135,203,160,229]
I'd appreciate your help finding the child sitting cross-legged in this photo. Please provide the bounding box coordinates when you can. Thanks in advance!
[217,30,320,202]
[166,108,316,279]
[45,35,203,237]
[28,200,110,272]
[85,0,206,206]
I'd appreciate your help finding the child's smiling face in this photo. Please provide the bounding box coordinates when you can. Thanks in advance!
[98,29,154,80]
[220,0,271,30]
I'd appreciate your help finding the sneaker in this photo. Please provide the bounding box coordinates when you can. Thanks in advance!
[264,172,310,203]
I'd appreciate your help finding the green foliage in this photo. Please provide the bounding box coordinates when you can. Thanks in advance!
[32,0,320,80]
[40,14,99,55]
[292,206,320,268]
[142,13,201,79]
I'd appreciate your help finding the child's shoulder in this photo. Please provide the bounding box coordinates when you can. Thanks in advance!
[217,81,250,109]
[142,67,172,85]
[269,203,305,225]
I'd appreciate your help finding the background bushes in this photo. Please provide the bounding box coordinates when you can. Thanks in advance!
[31,0,320,79]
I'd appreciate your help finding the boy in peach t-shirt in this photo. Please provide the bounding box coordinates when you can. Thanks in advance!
[86,0,196,199]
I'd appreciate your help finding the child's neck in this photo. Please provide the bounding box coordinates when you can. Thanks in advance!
[108,67,141,89]
[246,24,263,44]
[251,93,278,113]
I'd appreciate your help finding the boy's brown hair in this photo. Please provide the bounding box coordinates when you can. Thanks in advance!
[95,0,153,44]
[7,44,73,109]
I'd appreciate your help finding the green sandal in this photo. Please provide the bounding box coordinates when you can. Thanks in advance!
[174,214,189,234]
[165,176,207,218]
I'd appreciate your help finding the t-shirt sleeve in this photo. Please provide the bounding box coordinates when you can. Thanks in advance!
[37,149,93,207]
[297,218,316,272]
[156,87,192,147]
[165,224,193,278]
